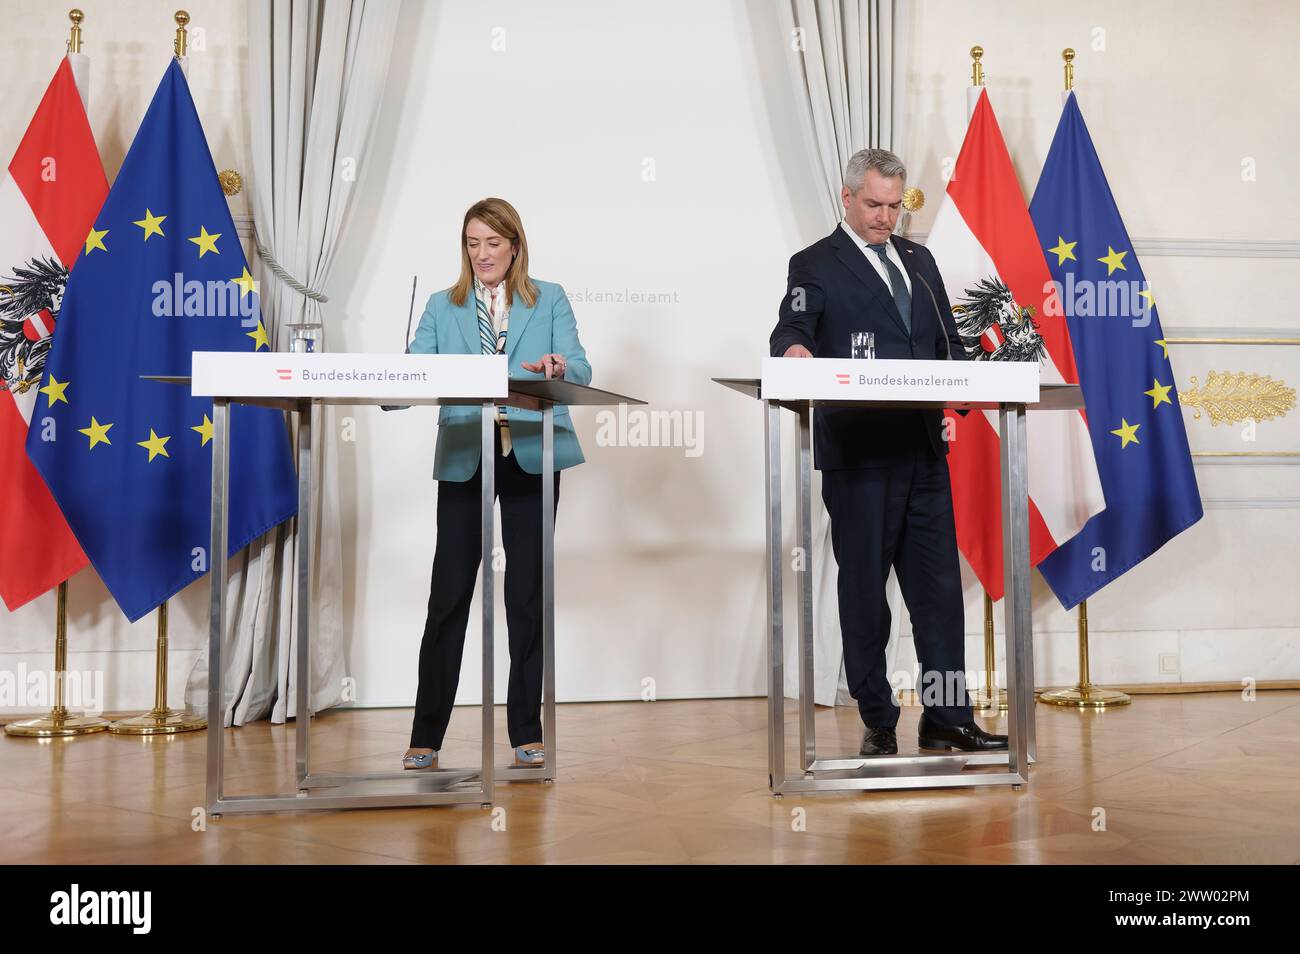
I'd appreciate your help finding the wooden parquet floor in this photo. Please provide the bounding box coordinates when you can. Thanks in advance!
[2,691,1297,864]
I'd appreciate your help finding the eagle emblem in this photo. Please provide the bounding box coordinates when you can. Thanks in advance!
[951,276,1046,363]
[0,255,68,396]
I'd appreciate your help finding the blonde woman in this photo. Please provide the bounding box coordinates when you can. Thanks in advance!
[402,198,591,770]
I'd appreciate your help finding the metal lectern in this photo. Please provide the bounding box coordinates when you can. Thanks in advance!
[177,352,643,815]
[716,357,1084,795]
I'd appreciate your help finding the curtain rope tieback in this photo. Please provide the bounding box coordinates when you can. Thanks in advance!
[254,233,329,303]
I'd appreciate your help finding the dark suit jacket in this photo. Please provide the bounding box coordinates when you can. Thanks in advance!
[769,226,967,470]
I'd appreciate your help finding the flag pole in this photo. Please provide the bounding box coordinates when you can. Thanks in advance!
[67,7,83,53]
[971,592,1007,712]
[173,9,189,58]
[1040,598,1131,707]
[110,600,206,733]
[1034,50,1129,710]
[4,582,111,737]
[4,9,107,740]
[107,12,206,736]
[963,45,1007,715]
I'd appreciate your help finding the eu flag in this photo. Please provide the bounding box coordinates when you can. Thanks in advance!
[27,60,296,622]
[1031,93,1202,608]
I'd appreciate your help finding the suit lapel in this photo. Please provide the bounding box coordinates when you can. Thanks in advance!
[504,291,537,360]
[832,227,910,340]
[454,291,480,353]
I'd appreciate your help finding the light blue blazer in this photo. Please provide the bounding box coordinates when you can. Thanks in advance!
[409,278,591,482]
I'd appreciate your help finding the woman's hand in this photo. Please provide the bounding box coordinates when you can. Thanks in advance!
[521,353,567,380]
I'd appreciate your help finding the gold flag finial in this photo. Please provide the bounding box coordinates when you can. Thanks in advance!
[68,9,84,54]
[970,45,984,86]
[1063,48,1076,91]
[174,10,190,57]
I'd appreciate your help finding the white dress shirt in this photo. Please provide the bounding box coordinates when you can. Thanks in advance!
[839,220,911,296]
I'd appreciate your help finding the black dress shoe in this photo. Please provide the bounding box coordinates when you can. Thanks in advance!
[917,712,1008,751]
[859,726,898,756]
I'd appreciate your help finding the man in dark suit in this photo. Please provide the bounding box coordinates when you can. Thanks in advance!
[769,148,1007,756]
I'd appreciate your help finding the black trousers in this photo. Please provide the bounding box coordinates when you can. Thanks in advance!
[820,447,973,728]
[409,427,559,750]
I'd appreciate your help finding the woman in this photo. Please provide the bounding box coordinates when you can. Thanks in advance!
[402,197,591,770]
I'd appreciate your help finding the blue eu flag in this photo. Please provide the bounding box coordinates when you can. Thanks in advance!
[1031,93,1202,609]
[27,60,296,622]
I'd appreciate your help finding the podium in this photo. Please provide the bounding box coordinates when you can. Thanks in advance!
[716,358,1085,795]
[179,352,643,815]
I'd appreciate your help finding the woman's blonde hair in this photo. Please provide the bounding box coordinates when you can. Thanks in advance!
[448,197,539,309]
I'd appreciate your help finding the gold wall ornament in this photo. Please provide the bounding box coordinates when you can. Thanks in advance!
[1180,370,1296,426]
[218,169,243,196]
[901,187,924,213]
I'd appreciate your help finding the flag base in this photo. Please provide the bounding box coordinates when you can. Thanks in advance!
[108,708,206,735]
[971,688,1009,712]
[1038,684,1131,708]
[4,708,109,738]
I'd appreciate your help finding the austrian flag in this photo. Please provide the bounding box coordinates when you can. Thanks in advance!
[0,56,108,610]
[926,89,1105,599]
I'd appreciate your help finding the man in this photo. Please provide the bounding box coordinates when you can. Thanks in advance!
[769,148,1007,756]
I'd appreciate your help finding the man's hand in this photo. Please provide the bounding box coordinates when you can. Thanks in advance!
[783,344,814,359]
[522,353,567,379]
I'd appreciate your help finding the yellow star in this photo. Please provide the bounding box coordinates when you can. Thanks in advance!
[78,416,113,449]
[1097,245,1128,275]
[188,226,221,258]
[132,209,167,241]
[1154,338,1169,360]
[1110,418,1140,448]
[192,414,214,446]
[247,320,270,351]
[1137,287,1155,309]
[1048,236,1077,266]
[39,374,70,407]
[232,267,257,298]
[1144,378,1173,409]
[136,428,171,462]
[84,227,108,255]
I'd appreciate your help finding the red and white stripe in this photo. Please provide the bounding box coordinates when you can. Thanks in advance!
[927,89,1104,599]
[0,54,108,610]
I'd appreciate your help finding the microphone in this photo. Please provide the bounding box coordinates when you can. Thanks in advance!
[402,274,418,354]
[913,265,973,422]
[381,274,419,412]
[913,269,954,361]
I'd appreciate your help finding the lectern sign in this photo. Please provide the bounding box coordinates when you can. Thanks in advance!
[190,352,508,400]
[760,357,1039,403]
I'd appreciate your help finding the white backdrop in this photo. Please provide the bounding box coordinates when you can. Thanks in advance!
[1,0,1297,716]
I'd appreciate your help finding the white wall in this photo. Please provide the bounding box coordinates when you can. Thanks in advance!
[1,0,1296,718]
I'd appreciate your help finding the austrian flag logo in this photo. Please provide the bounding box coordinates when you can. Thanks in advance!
[0,255,68,396]
[835,373,850,385]
[275,368,292,381]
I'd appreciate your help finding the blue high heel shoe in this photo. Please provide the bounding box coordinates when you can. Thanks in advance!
[402,750,438,770]
[514,745,545,765]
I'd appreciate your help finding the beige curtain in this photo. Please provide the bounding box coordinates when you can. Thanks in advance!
[776,0,913,706]
[186,0,401,725]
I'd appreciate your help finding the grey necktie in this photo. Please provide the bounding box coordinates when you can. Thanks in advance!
[868,243,911,333]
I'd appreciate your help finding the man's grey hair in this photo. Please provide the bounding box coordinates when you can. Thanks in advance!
[844,148,907,193]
